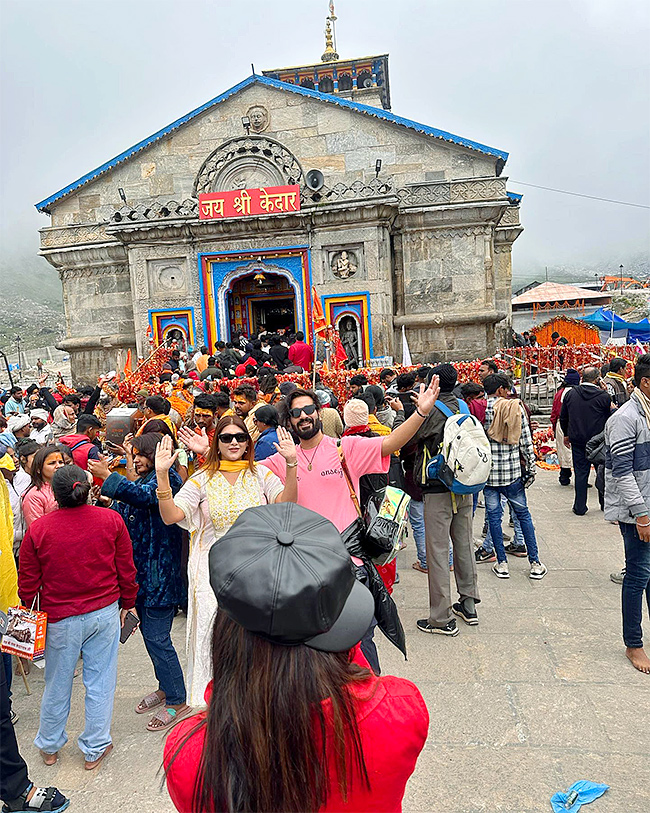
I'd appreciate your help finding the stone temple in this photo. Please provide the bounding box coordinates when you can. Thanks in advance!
[36,20,522,384]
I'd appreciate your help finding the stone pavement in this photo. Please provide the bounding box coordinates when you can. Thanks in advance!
[10,468,650,812]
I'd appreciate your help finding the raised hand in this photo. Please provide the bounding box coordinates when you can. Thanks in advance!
[178,426,210,457]
[88,454,112,482]
[273,426,298,463]
[155,434,180,473]
[412,374,440,417]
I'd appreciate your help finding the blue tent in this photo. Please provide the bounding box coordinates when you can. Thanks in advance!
[581,308,650,343]
[581,308,627,331]
[628,317,650,343]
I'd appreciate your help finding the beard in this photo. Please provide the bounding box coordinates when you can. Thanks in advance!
[293,417,322,440]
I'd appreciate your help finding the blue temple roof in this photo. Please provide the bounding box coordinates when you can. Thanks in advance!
[35,74,509,213]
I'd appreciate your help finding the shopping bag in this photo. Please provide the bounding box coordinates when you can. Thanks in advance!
[0,600,47,662]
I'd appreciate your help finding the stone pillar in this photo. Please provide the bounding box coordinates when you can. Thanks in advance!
[43,245,135,386]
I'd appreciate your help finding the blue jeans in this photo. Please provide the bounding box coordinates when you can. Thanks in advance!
[35,602,119,761]
[482,497,525,553]
[409,500,427,568]
[484,481,540,564]
[619,522,650,649]
[136,603,186,706]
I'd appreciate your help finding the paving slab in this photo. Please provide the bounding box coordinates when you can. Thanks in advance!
[10,468,650,812]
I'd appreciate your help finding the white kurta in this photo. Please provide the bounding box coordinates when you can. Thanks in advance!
[555,389,573,469]
[173,466,283,706]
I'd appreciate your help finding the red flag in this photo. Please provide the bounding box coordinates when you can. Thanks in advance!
[312,287,327,334]
[331,329,348,370]
[123,349,133,378]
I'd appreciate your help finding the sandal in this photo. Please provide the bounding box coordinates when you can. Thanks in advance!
[146,705,191,732]
[2,783,70,812]
[412,561,428,573]
[135,692,165,714]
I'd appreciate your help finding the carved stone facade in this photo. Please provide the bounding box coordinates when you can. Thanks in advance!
[37,66,521,384]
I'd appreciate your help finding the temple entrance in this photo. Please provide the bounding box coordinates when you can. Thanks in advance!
[227,272,296,338]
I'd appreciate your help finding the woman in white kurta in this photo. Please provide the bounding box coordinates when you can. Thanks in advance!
[155,416,297,706]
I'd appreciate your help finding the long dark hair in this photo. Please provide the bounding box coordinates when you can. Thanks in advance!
[167,613,372,812]
[129,432,163,464]
[201,415,255,476]
[139,419,178,448]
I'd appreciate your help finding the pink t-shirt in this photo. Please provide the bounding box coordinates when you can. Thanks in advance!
[262,435,390,532]
[22,483,58,529]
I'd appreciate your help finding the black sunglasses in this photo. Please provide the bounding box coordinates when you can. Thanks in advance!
[289,404,318,419]
[218,432,248,444]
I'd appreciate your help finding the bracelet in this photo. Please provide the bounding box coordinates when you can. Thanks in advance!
[636,519,650,527]
[156,489,173,500]
[416,408,429,419]
[286,461,298,468]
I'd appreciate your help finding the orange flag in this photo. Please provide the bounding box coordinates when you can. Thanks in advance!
[123,349,133,378]
[312,287,327,335]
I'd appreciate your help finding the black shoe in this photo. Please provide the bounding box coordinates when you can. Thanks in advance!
[416,618,459,636]
[475,548,496,563]
[452,601,478,626]
[559,479,571,486]
[504,543,527,558]
[572,508,588,516]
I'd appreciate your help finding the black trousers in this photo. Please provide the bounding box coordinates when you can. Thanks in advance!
[571,445,592,514]
[0,656,29,803]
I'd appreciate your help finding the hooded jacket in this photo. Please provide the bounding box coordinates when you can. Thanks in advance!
[559,384,611,447]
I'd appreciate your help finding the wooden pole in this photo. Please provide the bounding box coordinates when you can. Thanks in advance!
[15,656,31,695]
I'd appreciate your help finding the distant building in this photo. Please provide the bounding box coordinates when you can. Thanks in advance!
[511,281,613,333]
[35,13,522,383]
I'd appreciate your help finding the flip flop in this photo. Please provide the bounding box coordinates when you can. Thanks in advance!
[412,561,428,573]
[135,692,165,714]
[146,706,191,732]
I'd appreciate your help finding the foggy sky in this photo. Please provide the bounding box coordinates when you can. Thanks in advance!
[1,0,649,283]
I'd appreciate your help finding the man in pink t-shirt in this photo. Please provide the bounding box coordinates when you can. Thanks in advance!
[262,383,440,533]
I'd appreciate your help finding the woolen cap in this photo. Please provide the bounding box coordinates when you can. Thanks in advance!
[209,503,374,652]
[430,363,458,392]
[343,398,369,428]
[563,369,580,386]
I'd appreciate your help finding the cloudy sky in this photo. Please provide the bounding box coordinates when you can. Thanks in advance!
[1,0,648,285]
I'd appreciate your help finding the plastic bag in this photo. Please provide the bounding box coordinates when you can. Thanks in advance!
[550,780,609,812]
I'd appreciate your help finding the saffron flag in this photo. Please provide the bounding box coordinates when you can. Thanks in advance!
[402,325,412,367]
[312,287,327,334]
[123,349,132,379]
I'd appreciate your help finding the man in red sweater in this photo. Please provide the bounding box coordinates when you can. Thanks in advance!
[287,331,314,371]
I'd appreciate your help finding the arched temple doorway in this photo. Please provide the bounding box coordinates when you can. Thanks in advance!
[227,272,297,338]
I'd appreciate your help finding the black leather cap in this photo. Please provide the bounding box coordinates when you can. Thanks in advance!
[208,503,374,652]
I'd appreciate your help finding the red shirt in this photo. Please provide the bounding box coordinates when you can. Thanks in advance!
[19,504,138,623]
[164,665,428,812]
[288,340,314,371]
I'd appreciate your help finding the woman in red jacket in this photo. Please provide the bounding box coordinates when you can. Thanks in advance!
[19,465,138,771]
[164,503,428,813]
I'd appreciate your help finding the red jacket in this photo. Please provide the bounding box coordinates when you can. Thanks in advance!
[59,432,99,470]
[288,340,314,371]
[19,504,138,623]
[164,668,428,812]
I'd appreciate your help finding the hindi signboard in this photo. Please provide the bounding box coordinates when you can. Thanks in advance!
[198,185,301,220]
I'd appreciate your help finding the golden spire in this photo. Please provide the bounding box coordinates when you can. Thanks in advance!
[321,16,339,62]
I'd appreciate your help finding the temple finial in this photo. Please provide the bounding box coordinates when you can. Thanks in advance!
[321,4,339,62]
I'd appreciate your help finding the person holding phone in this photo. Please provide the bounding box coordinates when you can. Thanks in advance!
[89,433,190,732]
[155,416,298,706]
[18,465,138,770]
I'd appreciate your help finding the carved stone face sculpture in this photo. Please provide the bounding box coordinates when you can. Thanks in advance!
[247,105,269,133]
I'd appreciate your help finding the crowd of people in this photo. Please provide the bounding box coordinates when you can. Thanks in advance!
[1,333,649,812]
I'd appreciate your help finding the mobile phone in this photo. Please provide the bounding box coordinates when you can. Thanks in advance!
[119,611,140,644]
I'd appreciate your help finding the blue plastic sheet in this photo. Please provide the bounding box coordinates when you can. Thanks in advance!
[550,780,609,812]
